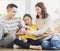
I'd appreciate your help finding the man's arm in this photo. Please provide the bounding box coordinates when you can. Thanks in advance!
[0,24,4,40]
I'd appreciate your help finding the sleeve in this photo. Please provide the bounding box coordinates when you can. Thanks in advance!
[29,16,53,36]
[4,26,8,33]
[0,19,8,33]
[0,24,4,40]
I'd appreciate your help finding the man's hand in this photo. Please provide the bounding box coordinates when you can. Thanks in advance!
[5,32,10,35]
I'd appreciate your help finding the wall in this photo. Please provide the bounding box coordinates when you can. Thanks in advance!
[0,0,59,24]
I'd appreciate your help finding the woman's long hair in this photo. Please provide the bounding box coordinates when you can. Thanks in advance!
[35,2,49,19]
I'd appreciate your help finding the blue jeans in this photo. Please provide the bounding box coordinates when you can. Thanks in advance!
[41,40,53,49]
[41,38,60,50]
[51,35,60,49]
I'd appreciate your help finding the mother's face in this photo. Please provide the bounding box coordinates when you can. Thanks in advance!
[35,6,42,16]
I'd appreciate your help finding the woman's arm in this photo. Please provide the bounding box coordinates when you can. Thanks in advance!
[28,17,53,36]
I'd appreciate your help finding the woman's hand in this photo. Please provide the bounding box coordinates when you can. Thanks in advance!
[28,30,38,36]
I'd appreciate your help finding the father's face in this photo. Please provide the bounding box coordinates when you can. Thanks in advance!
[7,7,17,18]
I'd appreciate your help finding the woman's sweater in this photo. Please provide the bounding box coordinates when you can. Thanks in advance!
[29,16,53,36]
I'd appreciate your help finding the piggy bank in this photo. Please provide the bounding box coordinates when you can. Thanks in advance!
[20,28,26,34]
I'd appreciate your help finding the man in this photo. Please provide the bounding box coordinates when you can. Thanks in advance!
[0,3,21,47]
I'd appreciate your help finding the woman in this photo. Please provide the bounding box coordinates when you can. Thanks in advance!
[29,2,52,36]
[28,2,57,49]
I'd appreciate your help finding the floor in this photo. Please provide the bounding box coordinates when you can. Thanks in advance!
[0,48,60,51]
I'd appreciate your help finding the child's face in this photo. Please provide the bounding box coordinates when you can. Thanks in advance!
[23,16,32,26]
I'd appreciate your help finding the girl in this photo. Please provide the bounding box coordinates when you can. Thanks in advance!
[13,14,42,51]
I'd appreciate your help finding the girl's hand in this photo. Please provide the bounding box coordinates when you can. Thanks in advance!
[24,25,30,29]
[16,30,26,36]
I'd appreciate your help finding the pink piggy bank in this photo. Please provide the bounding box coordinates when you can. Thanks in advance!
[20,28,26,34]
